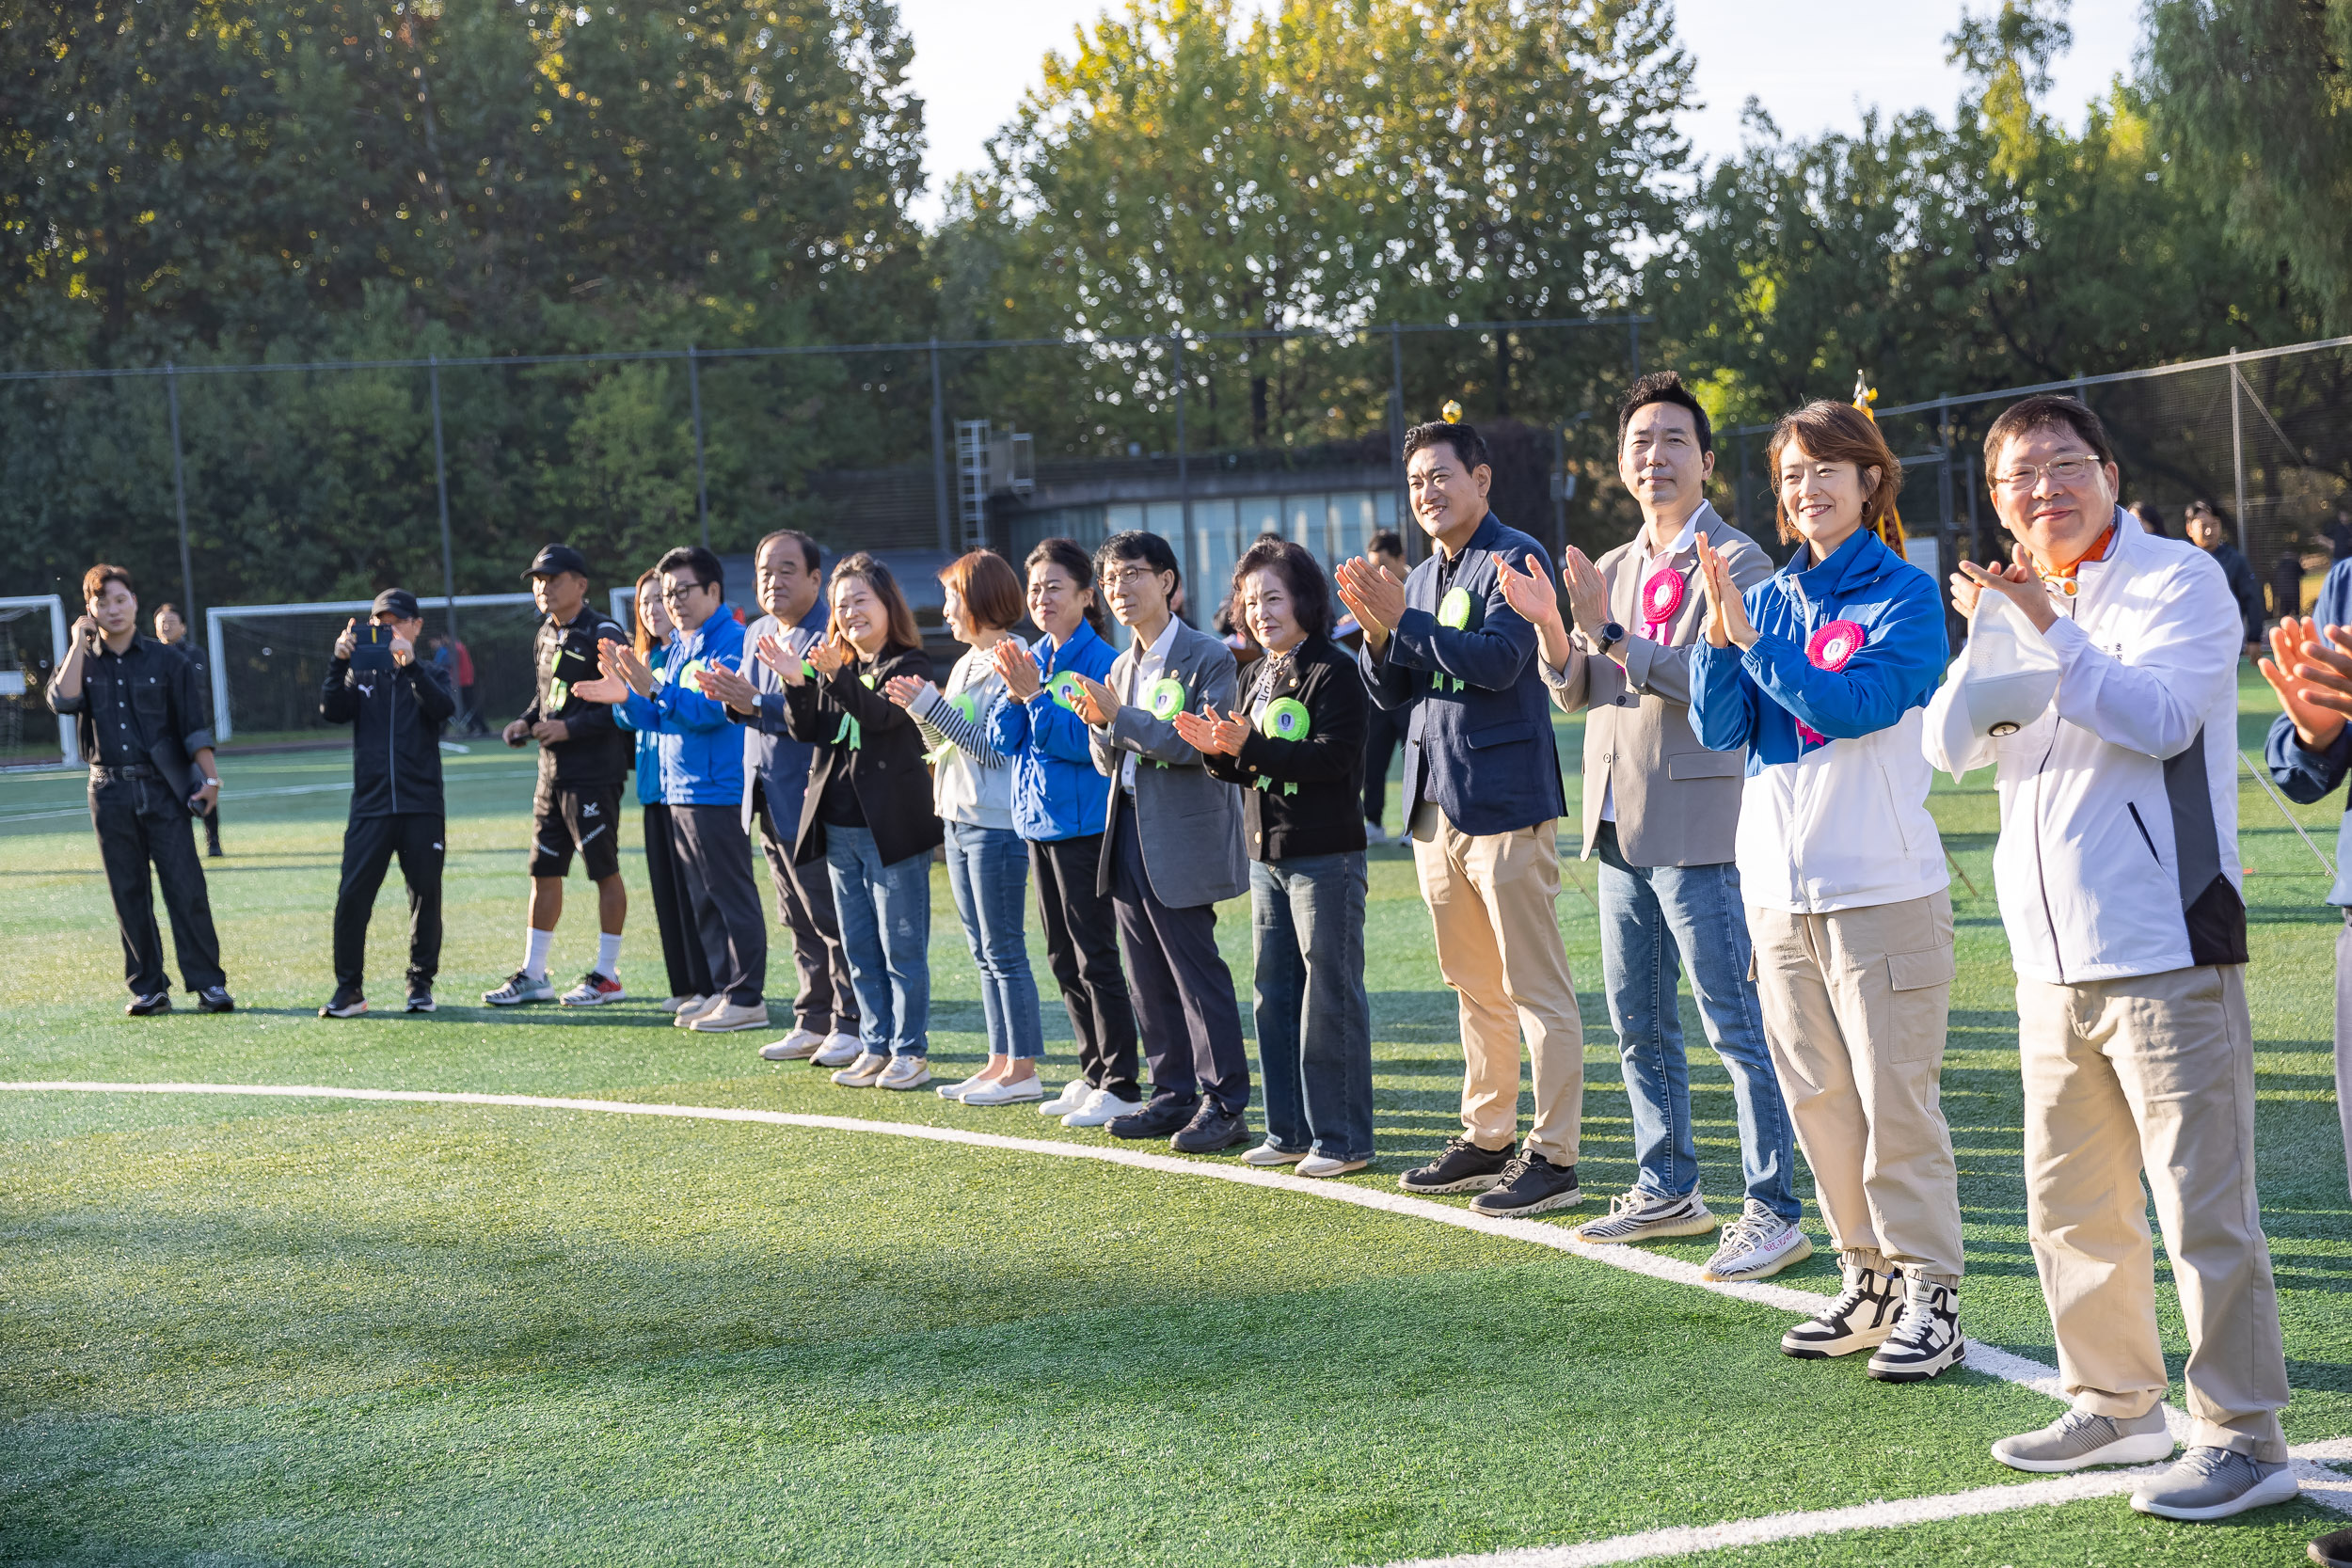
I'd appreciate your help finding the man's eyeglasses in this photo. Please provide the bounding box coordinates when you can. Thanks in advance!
[1101,564,1164,590]
[659,580,709,603]
[1994,456,2101,493]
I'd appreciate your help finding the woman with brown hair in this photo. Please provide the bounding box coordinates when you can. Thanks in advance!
[618,568,711,1009]
[1688,398,1963,1384]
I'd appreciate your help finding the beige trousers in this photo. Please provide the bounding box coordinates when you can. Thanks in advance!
[1411,806,1585,1164]
[2018,963,2289,1460]
[1748,890,1963,1283]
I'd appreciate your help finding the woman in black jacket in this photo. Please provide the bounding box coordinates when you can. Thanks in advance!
[1175,539,1374,1176]
[762,553,945,1092]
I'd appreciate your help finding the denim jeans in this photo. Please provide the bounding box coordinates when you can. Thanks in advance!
[1596,821,1797,1220]
[944,819,1044,1060]
[1250,852,1375,1161]
[824,822,931,1058]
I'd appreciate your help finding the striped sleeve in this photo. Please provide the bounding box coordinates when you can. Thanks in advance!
[910,684,1006,765]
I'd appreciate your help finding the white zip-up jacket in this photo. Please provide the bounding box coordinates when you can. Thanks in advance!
[1924,510,2248,984]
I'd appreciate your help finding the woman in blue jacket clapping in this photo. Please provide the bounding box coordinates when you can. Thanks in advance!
[985,538,1139,1129]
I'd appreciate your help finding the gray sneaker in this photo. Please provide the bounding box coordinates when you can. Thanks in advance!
[1573,1187,1718,1244]
[1992,1404,2174,1474]
[2129,1447,2298,1521]
[1702,1200,1815,1281]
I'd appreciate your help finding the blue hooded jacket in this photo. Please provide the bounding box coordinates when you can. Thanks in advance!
[984,618,1117,843]
[615,610,748,806]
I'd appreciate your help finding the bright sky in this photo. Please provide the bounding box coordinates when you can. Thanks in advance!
[896,0,2146,228]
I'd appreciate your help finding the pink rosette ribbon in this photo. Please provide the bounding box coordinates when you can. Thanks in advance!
[1794,619,1867,746]
[1638,568,1685,635]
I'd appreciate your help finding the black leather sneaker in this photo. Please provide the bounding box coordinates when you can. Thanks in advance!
[1106,1095,1200,1141]
[196,986,235,1014]
[1470,1151,1582,1216]
[1169,1105,1250,1153]
[1396,1137,1516,1194]
[125,991,172,1017]
[405,980,437,1013]
[318,987,367,1019]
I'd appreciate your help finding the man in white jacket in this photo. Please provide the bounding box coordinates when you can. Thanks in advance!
[1927,395,2293,1523]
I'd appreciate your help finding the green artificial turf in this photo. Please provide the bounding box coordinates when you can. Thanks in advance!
[2,672,2348,1566]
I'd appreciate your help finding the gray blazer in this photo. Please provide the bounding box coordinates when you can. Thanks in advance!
[1089,619,1248,909]
[1544,503,1774,867]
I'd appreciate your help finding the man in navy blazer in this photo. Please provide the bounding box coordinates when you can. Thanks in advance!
[1338,420,1586,1218]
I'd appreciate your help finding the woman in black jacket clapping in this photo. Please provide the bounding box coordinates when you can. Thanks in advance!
[1176,539,1374,1177]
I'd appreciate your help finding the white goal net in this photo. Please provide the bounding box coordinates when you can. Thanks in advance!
[205,594,545,744]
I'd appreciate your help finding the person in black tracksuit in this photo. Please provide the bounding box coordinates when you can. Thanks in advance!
[319,588,455,1017]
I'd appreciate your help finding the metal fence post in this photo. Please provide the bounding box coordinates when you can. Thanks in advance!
[688,343,709,552]
[2230,346,2248,539]
[929,339,952,555]
[429,354,457,641]
[1173,332,1191,555]
[165,360,196,623]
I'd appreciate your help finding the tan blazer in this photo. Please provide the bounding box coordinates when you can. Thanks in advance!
[1543,502,1774,867]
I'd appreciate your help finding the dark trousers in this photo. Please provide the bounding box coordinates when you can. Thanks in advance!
[1107,805,1250,1115]
[1361,701,1403,828]
[1031,832,1139,1101]
[643,802,711,999]
[755,784,857,1035]
[200,800,221,855]
[670,803,768,1007]
[89,773,226,996]
[332,812,444,990]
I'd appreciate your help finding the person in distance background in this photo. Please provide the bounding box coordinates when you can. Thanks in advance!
[616,568,712,1014]
[1339,528,1409,844]
[2183,501,2265,657]
[47,563,234,1016]
[151,602,222,859]
[316,589,454,1018]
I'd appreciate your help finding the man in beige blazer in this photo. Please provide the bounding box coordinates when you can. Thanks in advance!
[1498,372,1806,1282]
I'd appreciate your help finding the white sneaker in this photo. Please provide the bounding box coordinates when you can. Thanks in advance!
[1241,1142,1307,1167]
[1295,1154,1370,1179]
[961,1076,1044,1105]
[760,1029,825,1062]
[832,1052,890,1087]
[483,970,557,1006]
[1061,1086,1141,1128]
[937,1071,993,1100]
[812,1033,864,1069]
[670,995,715,1029]
[1040,1078,1091,1116]
[687,999,771,1033]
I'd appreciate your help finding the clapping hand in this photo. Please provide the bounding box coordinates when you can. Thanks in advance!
[2260,616,2352,751]
[1171,705,1249,756]
[566,642,637,705]
[1334,555,1406,648]
[807,636,849,681]
[992,638,1042,701]
[753,632,807,687]
[1495,555,1562,632]
[1695,538,1756,650]
[1560,546,1611,638]
[882,675,932,709]
[1955,557,2056,632]
[1070,673,1119,727]
[691,658,759,712]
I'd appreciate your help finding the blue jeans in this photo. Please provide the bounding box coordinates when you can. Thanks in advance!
[823,823,931,1058]
[1596,822,1797,1220]
[943,819,1044,1060]
[1250,852,1375,1161]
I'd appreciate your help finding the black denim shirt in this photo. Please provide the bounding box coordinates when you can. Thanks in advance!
[49,634,214,796]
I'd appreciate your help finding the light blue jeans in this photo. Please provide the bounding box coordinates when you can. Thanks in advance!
[943,819,1044,1060]
[824,823,931,1059]
[1595,822,1798,1220]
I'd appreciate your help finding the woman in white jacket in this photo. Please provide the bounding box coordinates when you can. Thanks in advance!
[1688,399,1963,1383]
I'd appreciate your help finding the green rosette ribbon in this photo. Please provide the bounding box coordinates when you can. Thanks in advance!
[1260,697,1311,740]
[1433,588,1477,691]
[1048,670,1085,710]
[1146,676,1187,721]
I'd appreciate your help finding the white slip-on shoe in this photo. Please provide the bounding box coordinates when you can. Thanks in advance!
[961,1076,1045,1105]
[875,1055,932,1091]
[1240,1142,1307,1167]
[937,1072,993,1101]
[812,1033,864,1069]
[1295,1154,1370,1179]
[687,1000,771,1034]
[761,1028,826,1062]
[658,994,694,1014]
[1039,1078,1091,1116]
[832,1052,890,1087]
[1062,1087,1142,1128]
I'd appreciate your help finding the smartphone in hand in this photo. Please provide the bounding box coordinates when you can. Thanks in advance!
[351,625,396,673]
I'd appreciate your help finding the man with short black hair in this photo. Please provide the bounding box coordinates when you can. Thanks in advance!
[151,602,222,858]
[2183,503,2265,656]
[48,563,235,1015]
[486,544,633,1006]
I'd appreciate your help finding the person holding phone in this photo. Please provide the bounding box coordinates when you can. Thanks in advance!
[47,563,235,1015]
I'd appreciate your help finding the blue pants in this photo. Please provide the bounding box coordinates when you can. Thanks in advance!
[1596,822,1797,1220]
[1250,852,1375,1161]
[943,819,1044,1060]
[824,823,931,1059]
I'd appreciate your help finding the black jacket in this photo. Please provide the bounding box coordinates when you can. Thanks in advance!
[48,633,214,800]
[520,605,630,785]
[784,644,945,868]
[322,655,455,816]
[1201,632,1368,862]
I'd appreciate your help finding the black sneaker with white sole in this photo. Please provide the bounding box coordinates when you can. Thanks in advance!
[405,981,437,1013]
[1867,1276,1964,1382]
[1397,1137,1516,1195]
[317,987,368,1019]
[125,990,172,1016]
[1781,1262,1905,1358]
[1470,1151,1582,1216]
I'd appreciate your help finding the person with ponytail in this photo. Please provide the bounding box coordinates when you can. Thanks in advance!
[1687,398,1963,1384]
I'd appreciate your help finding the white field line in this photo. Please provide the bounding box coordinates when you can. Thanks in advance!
[0,768,538,824]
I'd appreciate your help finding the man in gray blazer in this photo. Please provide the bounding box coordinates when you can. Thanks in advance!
[1501,372,1806,1283]
[1073,531,1254,1153]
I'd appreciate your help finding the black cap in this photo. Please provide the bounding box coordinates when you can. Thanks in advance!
[372,588,422,621]
[524,544,590,579]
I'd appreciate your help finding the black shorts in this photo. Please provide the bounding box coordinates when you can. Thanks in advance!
[531,781,624,880]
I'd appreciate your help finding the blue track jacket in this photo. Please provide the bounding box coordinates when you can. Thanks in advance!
[615,611,747,807]
[985,619,1117,843]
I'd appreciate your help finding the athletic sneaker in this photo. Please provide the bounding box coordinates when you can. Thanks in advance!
[1295,1154,1369,1179]
[762,1029,827,1062]
[1991,1405,2174,1474]
[673,995,724,1029]
[1241,1141,1307,1167]
[2130,1448,2299,1521]
[1040,1078,1092,1117]
[961,1076,1044,1105]
[875,1055,932,1091]
[1781,1262,1905,1358]
[688,1000,770,1034]
[1470,1151,1582,1216]
[125,991,172,1016]
[2309,1525,2352,1566]
[812,1033,864,1069]
[196,985,236,1013]
[1573,1187,1718,1244]
[1703,1200,1815,1282]
[485,971,557,1006]
[1107,1096,1200,1141]
[559,971,625,1006]
[1397,1137,1515,1195]
[405,982,437,1014]
[317,987,367,1019]
[1062,1087,1142,1129]
[1867,1276,1963,1381]
[1169,1105,1251,1153]
[832,1052,890,1087]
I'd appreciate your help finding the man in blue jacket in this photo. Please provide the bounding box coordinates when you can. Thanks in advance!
[1337,420,1586,1216]
[318,588,455,1017]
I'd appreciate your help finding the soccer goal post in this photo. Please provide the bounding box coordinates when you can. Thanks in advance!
[0,594,79,767]
[205,594,541,743]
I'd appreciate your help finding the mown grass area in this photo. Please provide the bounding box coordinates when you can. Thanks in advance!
[2,670,2348,1565]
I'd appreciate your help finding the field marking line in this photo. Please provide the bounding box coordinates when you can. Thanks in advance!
[0,767,543,824]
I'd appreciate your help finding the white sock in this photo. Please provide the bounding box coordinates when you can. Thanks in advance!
[524,927,555,980]
[596,931,623,978]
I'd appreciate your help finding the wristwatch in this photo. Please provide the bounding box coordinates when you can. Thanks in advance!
[1595,621,1626,653]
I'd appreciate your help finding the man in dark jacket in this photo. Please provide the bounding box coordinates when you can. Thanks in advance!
[152,602,222,858]
[319,588,455,1017]
[2185,503,2265,656]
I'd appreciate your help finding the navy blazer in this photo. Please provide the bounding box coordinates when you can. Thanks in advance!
[1359,513,1567,836]
[733,596,832,836]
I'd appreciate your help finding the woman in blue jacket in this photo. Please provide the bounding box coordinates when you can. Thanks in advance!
[985,537,1139,1129]
[616,566,711,1010]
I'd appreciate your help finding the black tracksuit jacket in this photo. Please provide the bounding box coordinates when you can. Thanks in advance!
[321,656,456,816]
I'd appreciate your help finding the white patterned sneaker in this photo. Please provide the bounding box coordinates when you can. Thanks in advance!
[1703,1200,1816,1282]
[1572,1187,1718,1243]
[875,1055,932,1091]
[1866,1276,1964,1382]
[483,971,557,1006]
[559,970,625,1006]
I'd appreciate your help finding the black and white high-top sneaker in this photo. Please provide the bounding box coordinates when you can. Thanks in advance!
[1867,1275,1964,1382]
[1779,1261,1905,1358]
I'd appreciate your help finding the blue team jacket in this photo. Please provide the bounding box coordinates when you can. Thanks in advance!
[2267,557,2352,905]
[615,611,747,807]
[985,618,1118,843]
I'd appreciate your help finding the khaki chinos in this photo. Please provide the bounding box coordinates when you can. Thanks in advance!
[2018,962,2289,1461]
[1411,808,1585,1165]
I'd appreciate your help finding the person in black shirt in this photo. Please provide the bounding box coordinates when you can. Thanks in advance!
[318,588,456,1017]
[487,544,633,1006]
[47,563,234,1015]
[152,602,222,859]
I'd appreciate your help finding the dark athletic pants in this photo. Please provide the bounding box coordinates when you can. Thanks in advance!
[1107,805,1250,1116]
[755,782,856,1037]
[1361,701,1403,830]
[332,812,444,990]
[642,802,711,1000]
[89,772,226,997]
[670,802,768,1008]
[1030,831,1139,1101]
